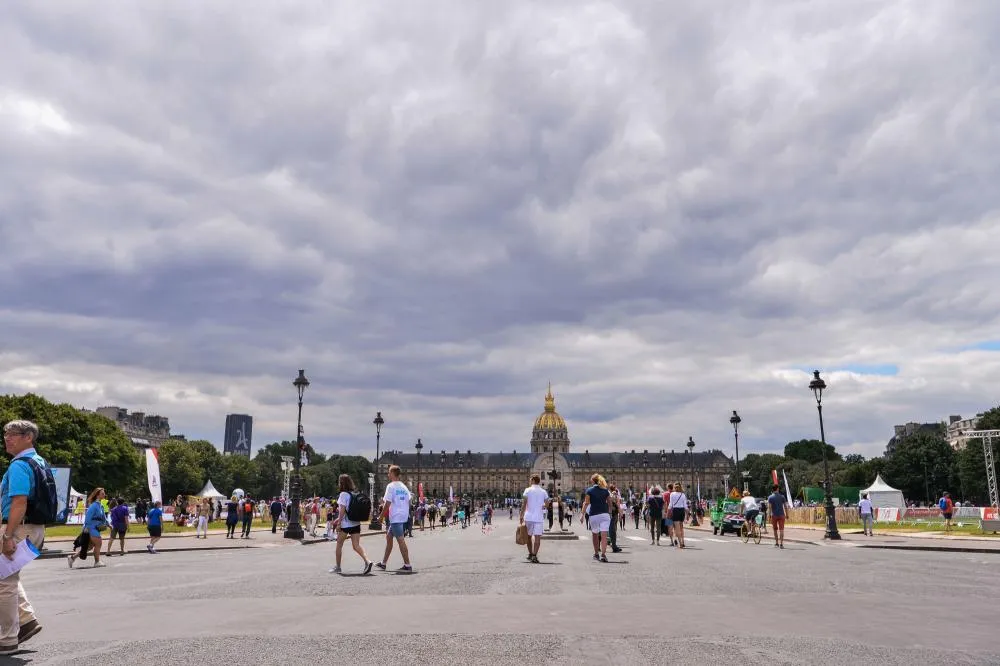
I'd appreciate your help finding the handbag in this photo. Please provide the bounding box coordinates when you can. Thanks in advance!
[515,524,529,545]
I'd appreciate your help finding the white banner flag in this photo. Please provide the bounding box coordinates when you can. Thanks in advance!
[146,448,162,505]
[782,469,793,507]
[449,486,454,503]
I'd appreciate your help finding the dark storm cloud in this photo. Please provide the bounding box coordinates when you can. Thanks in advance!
[1,1,999,458]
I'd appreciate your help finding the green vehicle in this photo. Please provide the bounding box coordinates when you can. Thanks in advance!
[710,499,746,536]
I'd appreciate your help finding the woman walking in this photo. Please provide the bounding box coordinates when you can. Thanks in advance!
[69,488,107,568]
[106,497,129,556]
[580,474,612,562]
[668,482,688,549]
[331,474,373,575]
[225,496,239,538]
[146,501,163,553]
[194,502,209,539]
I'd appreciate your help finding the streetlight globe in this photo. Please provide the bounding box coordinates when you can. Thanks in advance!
[687,436,695,451]
[730,410,741,428]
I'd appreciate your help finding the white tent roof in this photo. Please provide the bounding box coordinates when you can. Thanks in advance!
[861,474,901,494]
[69,487,84,499]
[197,480,226,499]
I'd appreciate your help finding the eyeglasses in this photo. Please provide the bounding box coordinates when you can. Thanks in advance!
[3,431,26,438]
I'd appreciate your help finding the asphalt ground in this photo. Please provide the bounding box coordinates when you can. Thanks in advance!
[9,517,999,665]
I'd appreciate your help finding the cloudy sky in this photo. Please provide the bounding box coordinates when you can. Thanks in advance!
[1,2,998,461]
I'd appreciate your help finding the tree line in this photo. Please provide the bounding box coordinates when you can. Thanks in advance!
[0,394,373,500]
[4,392,998,505]
[741,406,1000,505]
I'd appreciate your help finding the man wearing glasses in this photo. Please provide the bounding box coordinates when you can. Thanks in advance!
[0,420,49,655]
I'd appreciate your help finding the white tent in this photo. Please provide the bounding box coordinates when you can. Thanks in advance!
[861,474,905,509]
[69,487,84,499]
[196,480,226,499]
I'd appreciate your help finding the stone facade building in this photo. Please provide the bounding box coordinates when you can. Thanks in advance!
[376,385,736,500]
[95,406,172,450]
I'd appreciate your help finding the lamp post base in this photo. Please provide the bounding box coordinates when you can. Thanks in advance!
[283,522,305,539]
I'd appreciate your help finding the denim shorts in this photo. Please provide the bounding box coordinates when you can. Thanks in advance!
[389,522,406,538]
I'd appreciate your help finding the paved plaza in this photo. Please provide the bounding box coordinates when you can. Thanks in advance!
[9,518,1000,665]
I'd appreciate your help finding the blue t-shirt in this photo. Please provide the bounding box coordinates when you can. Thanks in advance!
[767,493,787,517]
[148,507,163,527]
[0,449,47,520]
[586,485,611,515]
[85,502,107,536]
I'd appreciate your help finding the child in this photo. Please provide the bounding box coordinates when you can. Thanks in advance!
[325,504,338,540]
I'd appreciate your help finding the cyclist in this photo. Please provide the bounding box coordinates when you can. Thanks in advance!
[740,490,759,534]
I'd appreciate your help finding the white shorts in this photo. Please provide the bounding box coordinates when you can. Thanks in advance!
[525,521,544,537]
[589,513,611,534]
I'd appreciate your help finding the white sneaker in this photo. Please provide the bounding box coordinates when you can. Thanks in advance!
[328,566,342,574]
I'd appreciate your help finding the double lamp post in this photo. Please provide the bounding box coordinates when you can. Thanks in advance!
[284,369,310,539]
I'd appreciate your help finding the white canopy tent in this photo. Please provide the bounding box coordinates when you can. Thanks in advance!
[196,480,226,499]
[69,487,84,499]
[860,474,905,509]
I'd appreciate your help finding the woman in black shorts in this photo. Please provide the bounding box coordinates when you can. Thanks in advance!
[668,482,688,549]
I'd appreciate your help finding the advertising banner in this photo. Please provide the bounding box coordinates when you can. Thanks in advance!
[146,448,162,505]
[983,507,999,521]
[876,507,900,522]
[49,466,72,524]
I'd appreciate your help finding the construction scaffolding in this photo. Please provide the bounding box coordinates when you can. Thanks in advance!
[959,430,1000,508]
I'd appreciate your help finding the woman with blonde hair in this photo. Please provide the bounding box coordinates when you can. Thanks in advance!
[580,474,612,562]
[668,482,688,549]
[69,487,107,568]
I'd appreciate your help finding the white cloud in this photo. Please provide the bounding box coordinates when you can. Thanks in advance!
[0,1,998,462]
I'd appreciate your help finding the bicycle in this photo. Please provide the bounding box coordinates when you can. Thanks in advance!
[740,513,763,544]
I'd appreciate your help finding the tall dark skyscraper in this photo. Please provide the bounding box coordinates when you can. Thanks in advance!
[223,414,253,457]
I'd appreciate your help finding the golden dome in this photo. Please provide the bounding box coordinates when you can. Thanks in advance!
[533,383,567,431]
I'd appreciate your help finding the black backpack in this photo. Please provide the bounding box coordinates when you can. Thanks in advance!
[21,458,59,524]
[346,491,371,522]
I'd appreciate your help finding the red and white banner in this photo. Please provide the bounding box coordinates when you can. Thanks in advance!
[771,469,779,486]
[876,507,900,522]
[983,507,999,521]
[146,448,162,505]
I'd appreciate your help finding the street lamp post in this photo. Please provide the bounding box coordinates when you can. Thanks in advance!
[687,436,699,526]
[629,461,635,497]
[416,438,423,498]
[742,471,750,493]
[723,474,730,498]
[642,454,648,494]
[660,450,666,488]
[440,451,447,500]
[809,370,841,540]
[369,412,385,531]
[284,369,309,539]
[458,457,464,502]
[730,411,742,496]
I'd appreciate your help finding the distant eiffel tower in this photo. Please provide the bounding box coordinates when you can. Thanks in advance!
[235,423,250,455]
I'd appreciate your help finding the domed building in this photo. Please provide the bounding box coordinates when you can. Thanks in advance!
[376,385,736,501]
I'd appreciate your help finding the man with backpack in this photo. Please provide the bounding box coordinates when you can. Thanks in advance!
[1,420,55,654]
[240,496,255,538]
[938,492,954,534]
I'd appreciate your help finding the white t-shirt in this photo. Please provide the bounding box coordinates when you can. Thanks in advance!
[741,496,758,512]
[383,481,412,524]
[522,485,549,523]
[668,491,687,511]
[337,491,358,529]
[858,499,874,515]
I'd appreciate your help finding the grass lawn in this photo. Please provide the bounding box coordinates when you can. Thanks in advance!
[44,522,215,539]
[791,521,999,537]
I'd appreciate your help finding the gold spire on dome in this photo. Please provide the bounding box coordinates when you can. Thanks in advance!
[533,383,566,432]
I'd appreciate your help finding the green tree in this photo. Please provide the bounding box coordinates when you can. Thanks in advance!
[223,454,256,496]
[741,453,785,496]
[156,439,203,499]
[784,439,842,465]
[954,406,1000,504]
[882,430,954,503]
[0,393,141,495]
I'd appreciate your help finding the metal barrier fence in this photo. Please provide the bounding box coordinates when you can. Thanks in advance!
[786,506,991,526]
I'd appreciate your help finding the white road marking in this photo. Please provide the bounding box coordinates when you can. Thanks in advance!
[625,536,646,542]
[705,538,730,543]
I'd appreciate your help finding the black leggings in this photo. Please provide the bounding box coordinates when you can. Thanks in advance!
[650,515,662,541]
[227,520,238,538]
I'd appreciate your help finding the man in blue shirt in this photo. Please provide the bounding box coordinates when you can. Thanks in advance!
[766,485,787,549]
[0,420,48,653]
